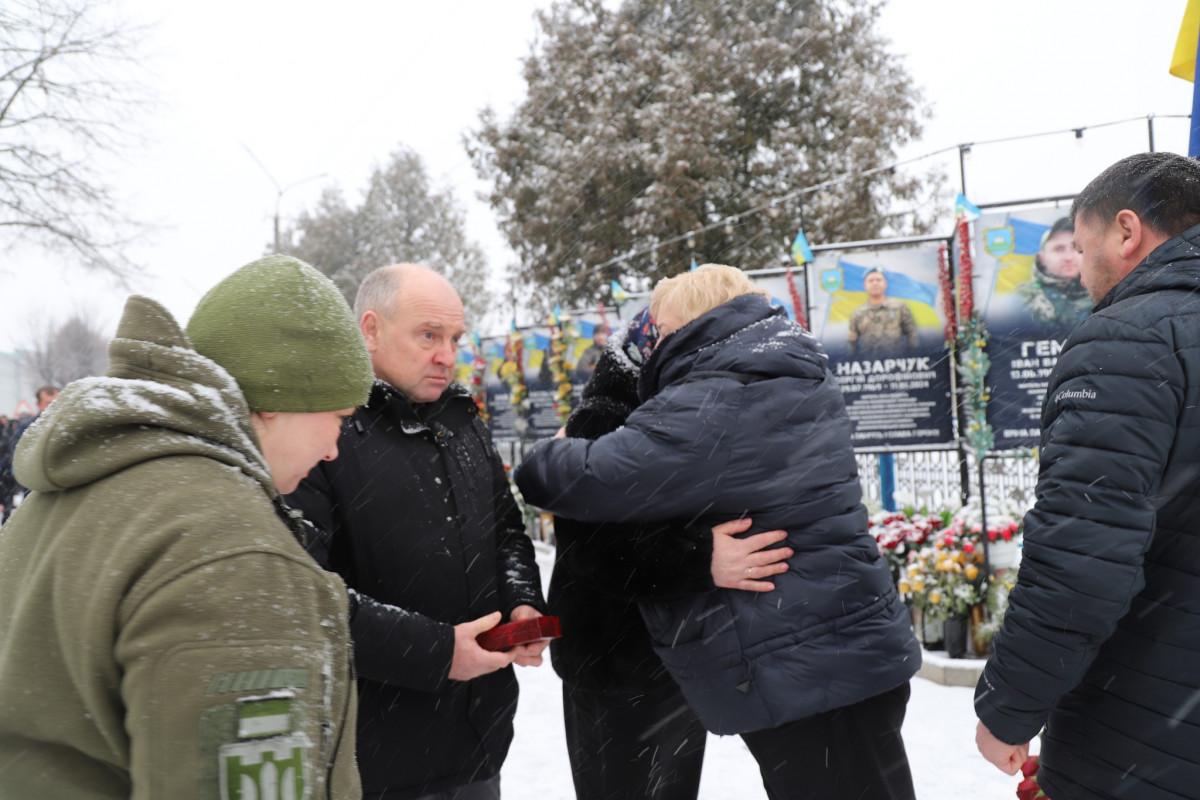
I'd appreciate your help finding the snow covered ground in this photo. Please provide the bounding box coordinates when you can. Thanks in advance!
[501,542,1031,799]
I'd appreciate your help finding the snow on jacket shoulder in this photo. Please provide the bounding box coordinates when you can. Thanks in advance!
[516,293,920,734]
[976,223,1200,800]
[0,296,360,800]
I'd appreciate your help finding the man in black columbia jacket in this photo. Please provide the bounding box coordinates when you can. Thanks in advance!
[289,263,546,800]
[975,152,1200,799]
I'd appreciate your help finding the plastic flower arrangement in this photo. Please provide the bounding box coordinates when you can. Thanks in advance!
[466,332,489,422]
[974,566,1018,651]
[878,499,1026,622]
[546,307,577,424]
[900,515,987,620]
[953,493,1024,548]
[498,325,531,438]
[987,518,1021,545]
[869,508,946,583]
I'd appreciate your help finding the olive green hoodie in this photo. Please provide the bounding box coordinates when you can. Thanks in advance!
[0,297,360,799]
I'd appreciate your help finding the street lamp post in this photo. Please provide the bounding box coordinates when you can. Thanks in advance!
[242,144,326,252]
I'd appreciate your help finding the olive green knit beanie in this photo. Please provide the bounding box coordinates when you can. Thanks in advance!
[186,254,374,412]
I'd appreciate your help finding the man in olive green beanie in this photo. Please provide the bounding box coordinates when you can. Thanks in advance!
[188,253,373,413]
[0,254,372,799]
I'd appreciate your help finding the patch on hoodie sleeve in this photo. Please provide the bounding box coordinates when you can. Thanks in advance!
[217,693,311,800]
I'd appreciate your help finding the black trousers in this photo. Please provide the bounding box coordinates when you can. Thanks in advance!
[562,678,707,800]
[409,774,500,800]
[740,682,916,800]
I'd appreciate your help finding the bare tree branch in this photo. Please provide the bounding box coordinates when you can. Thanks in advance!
[0,0,156,282]
[20,308,109,387]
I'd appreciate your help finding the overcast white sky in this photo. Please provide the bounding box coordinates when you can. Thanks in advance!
[2,0,1193,355]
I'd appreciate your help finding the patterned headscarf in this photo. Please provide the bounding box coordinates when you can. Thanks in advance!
[622,306,660,366]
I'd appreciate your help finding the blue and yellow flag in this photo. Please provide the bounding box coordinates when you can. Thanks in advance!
[1171,0,1200,156]
[610,280,629,304]
[954,193,982,221]
[791,230,814,265]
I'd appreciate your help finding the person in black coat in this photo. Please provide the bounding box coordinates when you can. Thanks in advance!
[551,311,793,800]
[517,265,919,800]
[288,264,546,800]
[975,153,1200,799]
[0,414,18,521]
[1,386,58,523]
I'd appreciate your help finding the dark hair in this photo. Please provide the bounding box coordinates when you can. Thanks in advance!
[1034,217,1075,276]
[1071,152,1200,237]
[1042,216,1074,245]
[35,386,59,400]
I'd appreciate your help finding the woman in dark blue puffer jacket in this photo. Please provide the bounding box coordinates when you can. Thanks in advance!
[516,264,921,800]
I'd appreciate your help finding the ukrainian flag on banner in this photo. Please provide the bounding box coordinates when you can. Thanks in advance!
[1008,218,1051,255]
[528,332,549,370]
[569,319,598,365]
[993,218,1054,293]
[486,340,505,373]
[826,261,941,326]
[454,341,475,383]
[1171,0,1200,156]
[454,349,472,383]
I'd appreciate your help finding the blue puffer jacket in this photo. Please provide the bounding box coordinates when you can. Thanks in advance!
[516,293,920,734]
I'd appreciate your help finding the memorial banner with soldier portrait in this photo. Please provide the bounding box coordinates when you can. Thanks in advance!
[474,248,956,450]
[805,242,956,449]
[972,205,1088,450]
[472,311,615,442]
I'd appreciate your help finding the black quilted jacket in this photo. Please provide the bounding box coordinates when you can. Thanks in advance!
[976,223,1200,800]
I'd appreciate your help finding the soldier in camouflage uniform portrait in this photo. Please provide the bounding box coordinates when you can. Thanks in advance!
[846,267,919,358]
[1015,217,1093,331]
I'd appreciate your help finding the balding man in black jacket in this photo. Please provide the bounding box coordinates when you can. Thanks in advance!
[975,152,1200,800]
[289,264,547,800]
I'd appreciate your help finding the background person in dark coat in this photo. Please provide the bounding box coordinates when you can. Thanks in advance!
[0,413,17,520]
[517,265,920,800]
[0,385,58,522]
[572,325,609,380]
[288,263,546,800]
[975,152,1200,800]
[552,312,792,800]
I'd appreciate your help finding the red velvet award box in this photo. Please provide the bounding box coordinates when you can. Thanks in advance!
[476,616,562,652]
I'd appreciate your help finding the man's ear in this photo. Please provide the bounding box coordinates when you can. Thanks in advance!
[360,311,379,351]
[1115,209,1143,262]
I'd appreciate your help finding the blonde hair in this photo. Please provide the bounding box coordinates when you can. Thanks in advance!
[650,264,769,328]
